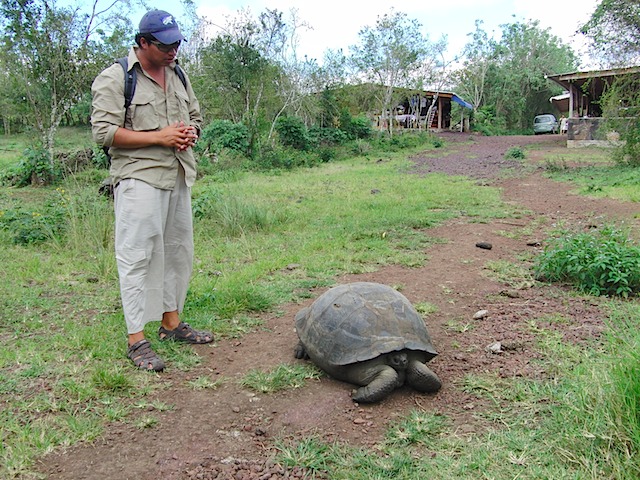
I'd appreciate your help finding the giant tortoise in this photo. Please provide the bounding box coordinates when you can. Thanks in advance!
[294,282,442,403]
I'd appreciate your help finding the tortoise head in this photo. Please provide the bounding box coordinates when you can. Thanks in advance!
[387,351,408,370]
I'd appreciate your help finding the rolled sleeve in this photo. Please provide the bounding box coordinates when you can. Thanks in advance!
[91,63,126,147]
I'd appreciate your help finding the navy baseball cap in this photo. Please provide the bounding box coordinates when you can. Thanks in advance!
[139,10,185,44]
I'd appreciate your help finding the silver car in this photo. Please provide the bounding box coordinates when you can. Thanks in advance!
[533,114,559,134]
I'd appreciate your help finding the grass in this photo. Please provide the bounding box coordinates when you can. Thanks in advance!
[0,127,94,171]
[541,147,640,206]
[1,130,640,477]
[1,130,513,477]
[273,301,640,479]
[240,363,322,393]
[483,259,536,289]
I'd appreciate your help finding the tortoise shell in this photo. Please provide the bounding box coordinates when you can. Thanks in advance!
[295,282,437,367]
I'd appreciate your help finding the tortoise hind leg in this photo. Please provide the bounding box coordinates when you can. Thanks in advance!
[351,365,402,403]
[406,360,442,393]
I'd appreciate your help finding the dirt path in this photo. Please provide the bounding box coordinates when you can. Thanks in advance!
[37,133,639,479]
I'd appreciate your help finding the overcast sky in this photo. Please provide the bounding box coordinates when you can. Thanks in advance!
[188,0,600,68]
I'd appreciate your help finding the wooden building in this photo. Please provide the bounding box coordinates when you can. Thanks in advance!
[546,66,640,147]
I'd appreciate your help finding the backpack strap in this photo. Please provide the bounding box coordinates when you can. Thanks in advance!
[115,57,136,111]
[101,57,190,176]
[115,57,188,111]
[174,63,188,91]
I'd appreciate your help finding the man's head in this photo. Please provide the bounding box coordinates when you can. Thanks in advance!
[138,10,185,45]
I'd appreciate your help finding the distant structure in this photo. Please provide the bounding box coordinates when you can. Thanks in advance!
[546,66,640,147]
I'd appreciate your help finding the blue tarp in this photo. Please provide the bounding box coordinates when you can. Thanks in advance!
[452,94,473,109]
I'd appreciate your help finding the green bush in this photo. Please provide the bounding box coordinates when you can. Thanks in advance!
[613,117,640,167]
[1,147,63,187]
[308,126,349,146]
[348,115,374,139]
[275,116,311,151]
[534,225,640,297]
[253,143,317,171]
[198,120,249,156]
[471,105,508,136]
[504,146,525,159]
[350,139,372,156]
[317,147,336,162]
[339,110,373,140]
[0,189,67,244]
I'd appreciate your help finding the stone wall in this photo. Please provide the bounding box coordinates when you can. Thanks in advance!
[566,117,622,148]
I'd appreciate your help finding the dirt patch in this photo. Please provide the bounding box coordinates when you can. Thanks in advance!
[37,133,639,479]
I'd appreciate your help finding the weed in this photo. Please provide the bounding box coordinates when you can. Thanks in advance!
[275,436,331,474]
[534,224,640,297]
[135,416,159,429]
[504,146,525,159]
[414,301,438,316]
[544,156,569,172]
[484,260,536,289]
[187,376,224,390]
[91,367,133,393]
[240,364,321,394]
[385,410,450,445]
[445,319,475,333]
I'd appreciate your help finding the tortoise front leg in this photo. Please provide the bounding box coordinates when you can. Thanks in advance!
[406,360,442,393]
[294,341,310,359]
[351,365,402,403]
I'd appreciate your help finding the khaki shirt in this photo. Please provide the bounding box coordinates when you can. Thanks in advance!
[91,47,203,189]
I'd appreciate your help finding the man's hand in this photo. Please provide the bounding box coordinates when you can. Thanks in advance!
[113,121,199,150]
[159,121,198,151]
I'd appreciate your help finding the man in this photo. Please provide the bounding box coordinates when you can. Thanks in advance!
[91,10,213,371]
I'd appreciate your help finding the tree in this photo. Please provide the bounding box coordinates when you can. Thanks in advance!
[349,9,443,134]
[581,0,640,67]
[0,0,133,170]
[582,2,640,164]
[192,7,317,158]
[453,20,496,113]
[453,20,576,133]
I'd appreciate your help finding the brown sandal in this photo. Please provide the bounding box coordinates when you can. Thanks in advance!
[127,340,165,371]
[158,322,214,344]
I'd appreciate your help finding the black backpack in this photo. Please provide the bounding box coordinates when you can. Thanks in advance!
[98,57,189,196]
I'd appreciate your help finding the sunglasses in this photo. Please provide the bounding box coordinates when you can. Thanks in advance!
[149,40,181,53]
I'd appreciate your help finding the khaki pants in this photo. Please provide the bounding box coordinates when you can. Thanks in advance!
[114,168,193,334]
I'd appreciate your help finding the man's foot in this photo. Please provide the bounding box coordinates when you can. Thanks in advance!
[127,339,165,371]
[159,322,214,344]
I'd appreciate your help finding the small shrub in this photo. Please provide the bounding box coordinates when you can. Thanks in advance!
[504,146,525,159]
[253,143,317,171]
[2,147,63,187]
[317,147,336,162]
[275,116,311,151]
[308,126,348,146]
[351,138,372,156]
[534,224,640,297]
[371,131,435,151]
[198,120,249,156]
[544,157,569,172]
[0,190,67,244]
[339,111,373,140]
